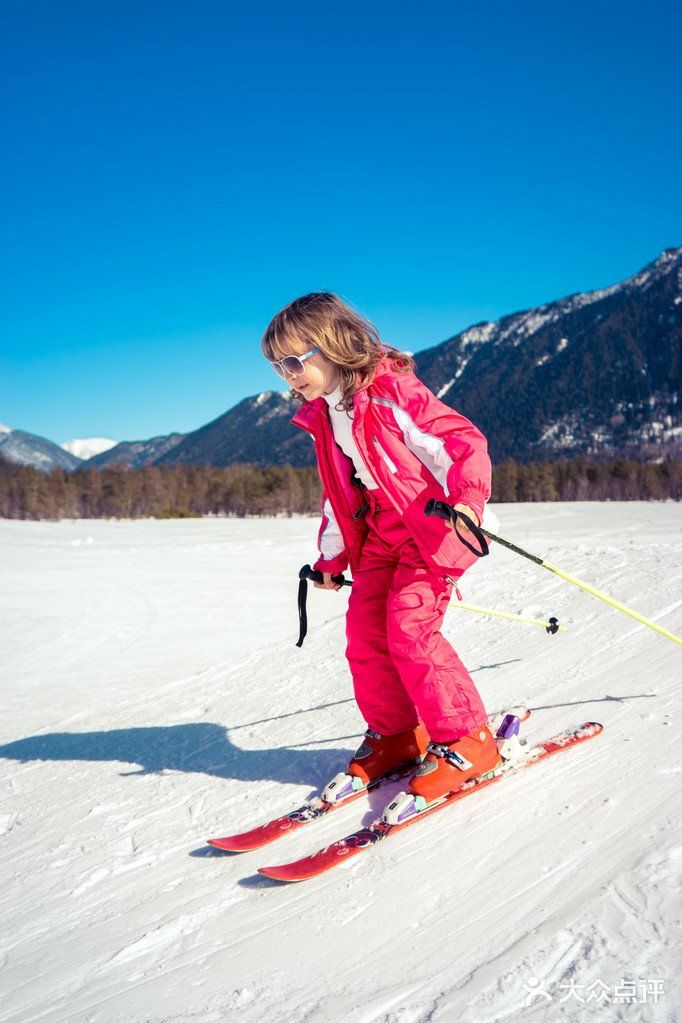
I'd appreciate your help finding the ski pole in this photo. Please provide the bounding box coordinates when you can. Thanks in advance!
[296,563,562,645]
[447,599,563,633]
[425,500,682,648]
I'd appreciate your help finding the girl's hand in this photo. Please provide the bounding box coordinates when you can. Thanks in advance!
[449,503,480,534]
[314,571,343,591]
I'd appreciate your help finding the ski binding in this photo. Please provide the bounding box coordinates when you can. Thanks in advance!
[382,713,526,827]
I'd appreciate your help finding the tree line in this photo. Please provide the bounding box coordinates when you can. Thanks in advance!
[0,455,679,520]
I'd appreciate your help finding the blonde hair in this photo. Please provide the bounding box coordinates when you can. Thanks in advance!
[261,292,414,410]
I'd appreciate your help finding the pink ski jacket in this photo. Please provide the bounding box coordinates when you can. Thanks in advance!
[291,357,492,580]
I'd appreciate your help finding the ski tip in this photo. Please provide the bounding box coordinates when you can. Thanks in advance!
[207,828,285,852]
[207,837,254,853]
[207,838,235,852]
[257,865,305,883]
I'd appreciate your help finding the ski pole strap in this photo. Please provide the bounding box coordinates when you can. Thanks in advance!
[423,499,489,558]
[296,574,309,648]
[296,564,350,647]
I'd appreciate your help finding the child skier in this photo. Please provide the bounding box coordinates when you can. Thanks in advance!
[262,292,499,805]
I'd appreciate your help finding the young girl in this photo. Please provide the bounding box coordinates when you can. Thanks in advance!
[261,292,500,804]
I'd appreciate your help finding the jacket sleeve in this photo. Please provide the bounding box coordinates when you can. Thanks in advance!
[312,491,349,574]
[388,373,492,524]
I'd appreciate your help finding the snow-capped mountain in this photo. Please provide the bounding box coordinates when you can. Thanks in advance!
[8,247,680,472]
[413,246,681,461]
[0,423,83,471]
[66,392,304,471]
[154,246,681,467]
[61,437,117,461]
[81,433,186,470]
[153,391,304,468]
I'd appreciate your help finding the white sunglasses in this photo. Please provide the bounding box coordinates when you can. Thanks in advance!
[268,346,320,379]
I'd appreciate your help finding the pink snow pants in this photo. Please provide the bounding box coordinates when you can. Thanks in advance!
[345,487,488,743]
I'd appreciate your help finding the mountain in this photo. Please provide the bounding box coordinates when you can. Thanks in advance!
[154,391,307,468]
[11,247,680,473]
[81,433,186,470]
[62,437,117,461]
[153,246,681,468]
[413,246,681,462]
[0,423,83,471]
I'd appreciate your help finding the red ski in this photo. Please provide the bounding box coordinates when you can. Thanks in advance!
[207,707,530,853]
[207,762,415,852]
[258,721,603,882]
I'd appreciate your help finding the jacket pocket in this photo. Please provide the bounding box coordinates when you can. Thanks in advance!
[373,435,398,474]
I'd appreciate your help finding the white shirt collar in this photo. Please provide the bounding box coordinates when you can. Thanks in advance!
[322,385,342,406]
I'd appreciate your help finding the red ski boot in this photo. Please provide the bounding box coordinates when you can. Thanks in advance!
[347,724,430,785]
[407,723,501,802]
[320,724,430,806]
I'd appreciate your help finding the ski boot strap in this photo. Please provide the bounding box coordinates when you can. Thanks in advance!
[425,741,473,771]
[364,728,382,741]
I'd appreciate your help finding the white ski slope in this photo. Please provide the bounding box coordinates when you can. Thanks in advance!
[1,504,680,1023]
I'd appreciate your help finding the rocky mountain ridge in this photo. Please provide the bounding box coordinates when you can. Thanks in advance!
[5,247,679,471]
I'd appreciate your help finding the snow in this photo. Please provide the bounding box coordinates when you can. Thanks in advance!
[535,336,568,366]
[0,422,12,434]
[454,358,470,380]
[458,322,496,348]
[438,324,497,397]
[437,359,471,398]
[508,308,561,344]
[61,438,118,460]
[537,415,580,448]
[1,506,681,1022]
[497,248,681,352]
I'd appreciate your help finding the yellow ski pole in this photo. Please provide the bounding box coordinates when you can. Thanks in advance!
[297,565,562,644]
[426,500,682,648]
[446,598,565,633]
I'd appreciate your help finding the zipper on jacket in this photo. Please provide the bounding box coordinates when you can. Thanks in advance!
[350,472,368,520]
[312,433,372,560]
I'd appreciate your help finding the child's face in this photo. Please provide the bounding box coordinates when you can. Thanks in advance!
[284,350,340,401]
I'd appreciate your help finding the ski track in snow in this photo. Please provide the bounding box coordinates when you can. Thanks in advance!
[0,505,680,1023]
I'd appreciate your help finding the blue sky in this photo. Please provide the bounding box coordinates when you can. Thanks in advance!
[1,0,680,444]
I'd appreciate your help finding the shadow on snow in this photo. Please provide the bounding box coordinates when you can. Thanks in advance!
[0,719,355,789]
[0,689,655,787]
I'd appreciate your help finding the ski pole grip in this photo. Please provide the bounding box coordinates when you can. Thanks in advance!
[299,564,349,588]
[424,500,489,558]
[296,565,351,648]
